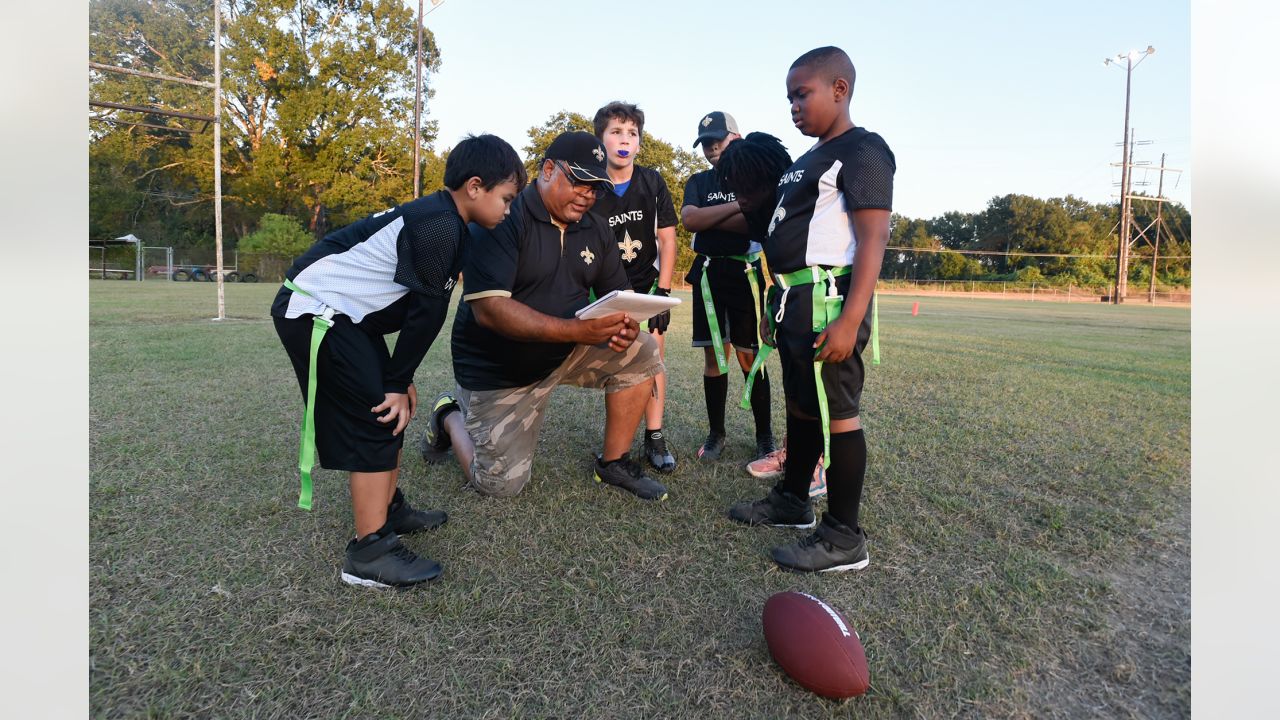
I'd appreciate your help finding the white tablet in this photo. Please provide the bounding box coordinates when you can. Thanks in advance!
[574,290,681,322]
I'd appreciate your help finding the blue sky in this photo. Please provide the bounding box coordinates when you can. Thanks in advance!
[418,0,1190,220]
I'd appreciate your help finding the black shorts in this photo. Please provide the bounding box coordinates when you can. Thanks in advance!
[771,274,872,420]
[687,255,766,352]
[275,314,404,472]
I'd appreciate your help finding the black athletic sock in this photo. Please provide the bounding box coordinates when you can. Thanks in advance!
[744,367,773,440]
[825,429,867,532]
[645,428,663,441]
[781,415,823,500]
[704,373,728,436]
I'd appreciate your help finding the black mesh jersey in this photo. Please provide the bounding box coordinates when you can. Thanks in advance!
[763,127,895,275]
[269,189,468,392]
[681,168,762,257]
[589,165,677,291]
[451,183,630,391]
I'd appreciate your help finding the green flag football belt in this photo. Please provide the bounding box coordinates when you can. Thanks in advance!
[740,264,853,469]
[698,253,763,374]
[282,278,335,511]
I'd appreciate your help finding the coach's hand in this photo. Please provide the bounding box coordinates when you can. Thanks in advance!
[647,287,672,335]
[608,316,640,352]
[814,315,858,363]
[578,312,629,345]
[372,392,413,436]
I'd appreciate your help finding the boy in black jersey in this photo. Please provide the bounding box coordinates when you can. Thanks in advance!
[722,47,896,574]
[590,102,680,473]
[682,111,776,464]
[273,134,526,588]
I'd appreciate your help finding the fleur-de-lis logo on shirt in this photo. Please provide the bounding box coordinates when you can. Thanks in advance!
[580,248,595,265]
[701,115,713,127]
[592,146,604,162]
[618,230,641,262]
[768,202,786,236]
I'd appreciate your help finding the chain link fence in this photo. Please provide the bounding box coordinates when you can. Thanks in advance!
[876,279,1190,305]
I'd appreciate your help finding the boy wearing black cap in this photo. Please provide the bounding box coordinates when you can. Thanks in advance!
[273,134,526,588]
[422,131,669,502]
[722,47,896,574]
[589,101,680,474]
[682,111,776,464]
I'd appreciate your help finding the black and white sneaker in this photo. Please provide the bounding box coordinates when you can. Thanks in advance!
[727,483,817,529]
[418,392,460,465]
[696,431,727,462]
[341,526,442,588]
[594,453,669,501]
[386,487,447,535]
[770,514,870,573]
[644,430,677,474]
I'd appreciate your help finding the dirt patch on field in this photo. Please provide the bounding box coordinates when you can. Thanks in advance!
[1019,506,1191,719]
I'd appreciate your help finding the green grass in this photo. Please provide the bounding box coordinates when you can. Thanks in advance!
[90,281,1189,719]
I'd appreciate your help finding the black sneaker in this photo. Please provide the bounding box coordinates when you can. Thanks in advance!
[754,433,778,461]
[341,526,442,588]
[594,453,669,501]
[727,483,816,528]
[386,487,447,535]
[770,514,870,573]
[418,392,459,465]
[644,430,677,474]
[696,431,727,462]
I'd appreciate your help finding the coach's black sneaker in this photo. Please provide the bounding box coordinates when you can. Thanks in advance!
[341,525,442,588]
[418,392,460,464]
[771,514,869,573]
[594,453,669,501]
[696,431,727,462]
[754,433,778,462]
[386,487,447,535]
[727,483,817,529]
[644,429,677,474]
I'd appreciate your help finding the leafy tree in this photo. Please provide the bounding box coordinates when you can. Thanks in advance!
[90,0,444,251]
[237,212,312,256]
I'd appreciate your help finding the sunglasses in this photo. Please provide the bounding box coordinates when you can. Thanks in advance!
[554,161,609,200]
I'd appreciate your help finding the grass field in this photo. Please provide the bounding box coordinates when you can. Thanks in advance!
[89,281,1190,719]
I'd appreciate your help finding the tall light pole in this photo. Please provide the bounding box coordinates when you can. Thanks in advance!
[1103,45,1154,304]
[413,0,446,199]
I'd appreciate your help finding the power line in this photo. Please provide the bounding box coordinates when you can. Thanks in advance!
[885,245,1190,260]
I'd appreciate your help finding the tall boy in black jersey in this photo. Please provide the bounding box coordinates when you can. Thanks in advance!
[590,102,680,473]
[723,47,896,574]
[682,111,776,464]
[273,134,526,588]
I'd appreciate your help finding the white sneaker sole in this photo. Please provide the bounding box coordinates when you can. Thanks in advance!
[341,571,392,589]
[818,555,870,573]
[769,519,818,530]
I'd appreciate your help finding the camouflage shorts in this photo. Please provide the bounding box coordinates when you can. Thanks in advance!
[455,333,663,498]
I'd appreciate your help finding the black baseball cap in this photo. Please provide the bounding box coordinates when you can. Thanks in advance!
[693,111,741,147]
[545,131,613,189]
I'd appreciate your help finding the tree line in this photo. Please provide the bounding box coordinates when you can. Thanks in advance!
[90,0,1190,289]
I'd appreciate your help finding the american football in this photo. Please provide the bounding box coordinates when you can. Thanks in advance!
[762,591,870,699]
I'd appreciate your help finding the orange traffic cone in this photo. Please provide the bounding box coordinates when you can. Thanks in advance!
[911,301,919,316]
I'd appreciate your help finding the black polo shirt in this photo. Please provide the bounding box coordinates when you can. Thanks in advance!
[589,165,677,292]
[681,168,761,257]
[451,183,630,391]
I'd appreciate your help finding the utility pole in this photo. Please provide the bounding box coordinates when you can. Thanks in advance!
[213,0,224,320]
[413,0,424,198]
[1148,153,1166,304]
[413,0,447,199]
[1103,45,1154,304]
